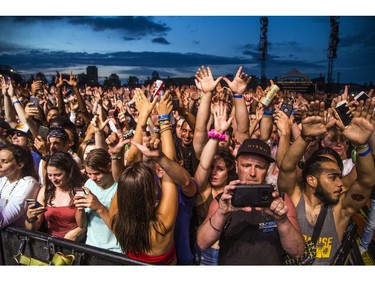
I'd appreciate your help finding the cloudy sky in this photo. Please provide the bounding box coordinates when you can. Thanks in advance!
[1,1,374,85]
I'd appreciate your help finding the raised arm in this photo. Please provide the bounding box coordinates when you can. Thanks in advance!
[222,66,251,144]
[278,101,327,197]
[341,99,375,213]
[193,66,222,159]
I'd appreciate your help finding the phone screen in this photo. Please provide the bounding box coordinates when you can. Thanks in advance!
[231,184,274,208]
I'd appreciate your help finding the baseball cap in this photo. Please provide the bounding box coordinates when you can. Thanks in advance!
[7,123,30,136]
[236,138,275,163]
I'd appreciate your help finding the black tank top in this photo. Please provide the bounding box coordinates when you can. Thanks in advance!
[218,210,284,265]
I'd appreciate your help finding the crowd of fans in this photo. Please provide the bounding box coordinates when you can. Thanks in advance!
[0,66,374,265]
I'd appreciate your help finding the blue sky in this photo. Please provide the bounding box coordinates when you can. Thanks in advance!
[1,1,374,85]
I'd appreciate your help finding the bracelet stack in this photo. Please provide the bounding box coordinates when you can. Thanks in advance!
[158,114,170,126]
[208,129,227,141]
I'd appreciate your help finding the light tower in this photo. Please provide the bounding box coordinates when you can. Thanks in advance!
[327,16,340,93]
[259,16,268,88]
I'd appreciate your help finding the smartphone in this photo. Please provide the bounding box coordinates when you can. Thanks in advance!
[29,96,39,108]
[231,184,274,208]
[354,91,370,102]
[279,103,293,118]
[25,198,43,208]
[73,187,87,196]
[65,89,74,98]
[335,100,352,127]
[172,98,179,110]
[38,125,49,140]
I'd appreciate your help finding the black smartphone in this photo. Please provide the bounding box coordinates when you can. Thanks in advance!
[280,103,293,118]
[231,184,274,208]
[65,89,74,98]
[73,187,87,196]
[335,100,352,127]
[38,125,49,140]
[354,91,370,102]
[25,198,43,208]
[172,98,179,110]
[29,96,39,108]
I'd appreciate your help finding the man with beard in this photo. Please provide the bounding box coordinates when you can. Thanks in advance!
[278,99,375,265]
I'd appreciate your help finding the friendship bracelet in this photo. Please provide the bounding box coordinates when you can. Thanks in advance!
[158,114,170,121]
[208,129,227,141]
[159,127,172,134]
[159,120,170,126]
[110,156,122,160]
[12,100,20,105]
[233,94,243,99]
[209,216,222,233]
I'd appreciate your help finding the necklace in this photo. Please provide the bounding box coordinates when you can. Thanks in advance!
[304,194,322,226]
[0,178,22,205]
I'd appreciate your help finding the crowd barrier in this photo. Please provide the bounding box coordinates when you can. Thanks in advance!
[0,226,148,265]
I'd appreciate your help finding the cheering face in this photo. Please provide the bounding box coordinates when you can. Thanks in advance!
[11,132,28,147]
[180,121,194,147]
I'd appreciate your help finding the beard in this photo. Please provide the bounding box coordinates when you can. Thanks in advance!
[314,179,339,206]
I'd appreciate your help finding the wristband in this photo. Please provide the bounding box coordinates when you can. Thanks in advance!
[351,143,369,164]
[358,146,371,157]
[233,94,243,99]
[159,120,170,126]
[158,114,170,121]
[263,107,274,116]
[26,216,37,223]
[208,129,227,141]
[12,100,20,105]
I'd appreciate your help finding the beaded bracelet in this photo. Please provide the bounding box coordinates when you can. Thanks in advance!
[208,129,227,141]
[233,94,243,99]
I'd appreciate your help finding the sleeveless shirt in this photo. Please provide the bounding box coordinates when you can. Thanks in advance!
[296,194,340,265]
[218,210,284,265]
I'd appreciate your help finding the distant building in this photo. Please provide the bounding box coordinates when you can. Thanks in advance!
[86,66,98,86]
[276,68,316,95]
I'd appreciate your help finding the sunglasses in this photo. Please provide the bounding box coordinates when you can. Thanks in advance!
[12,131,27,137]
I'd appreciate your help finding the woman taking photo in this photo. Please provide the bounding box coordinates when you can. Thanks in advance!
[25,151,87,241]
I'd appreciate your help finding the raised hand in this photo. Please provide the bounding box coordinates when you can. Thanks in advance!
[195,66,222,93]
[222,66,251,94]
[64,70,78,88]
[341,99,375,146]
[212,100,233,134]
[300,101,327,139]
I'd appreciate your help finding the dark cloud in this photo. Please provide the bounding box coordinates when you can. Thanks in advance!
[192,40,200,45]
[7,16,171,37]
[152,37,170,45]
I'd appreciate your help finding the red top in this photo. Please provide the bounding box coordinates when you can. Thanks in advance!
[44,205,78,238]
[127,244,176,265]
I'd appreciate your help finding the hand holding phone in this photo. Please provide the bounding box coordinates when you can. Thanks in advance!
[335,100,352,127]
[25,198,43,208]
[73,187,87,196]
[30,96,39,108]
[279,103,293,118]
[354,91,370,102]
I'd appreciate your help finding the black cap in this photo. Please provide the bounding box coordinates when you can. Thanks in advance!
[236,138,275,163]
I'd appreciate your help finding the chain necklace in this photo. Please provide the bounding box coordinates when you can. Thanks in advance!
[304,193,322,226]
[0,178,22,205]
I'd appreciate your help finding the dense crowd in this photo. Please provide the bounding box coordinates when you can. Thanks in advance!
[0,66,374,265]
